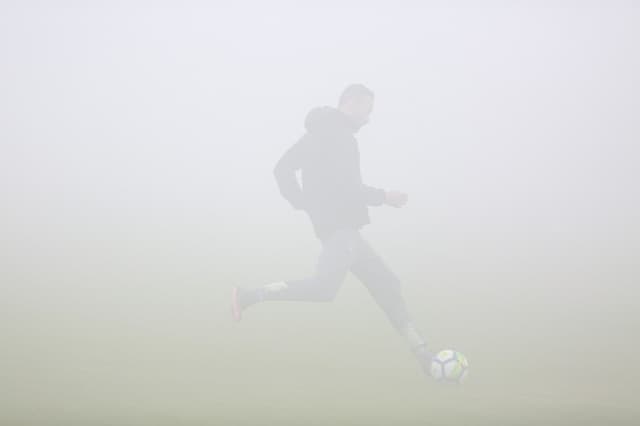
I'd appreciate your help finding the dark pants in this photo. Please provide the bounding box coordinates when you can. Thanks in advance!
[261,228,412,333]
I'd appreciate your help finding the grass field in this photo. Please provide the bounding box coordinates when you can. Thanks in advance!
[2,221,638,426]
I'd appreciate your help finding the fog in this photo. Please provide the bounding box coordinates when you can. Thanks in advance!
[1,2,639,425]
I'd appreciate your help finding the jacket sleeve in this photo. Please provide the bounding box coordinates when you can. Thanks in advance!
[273,138,308,210]
[361,183,387,206]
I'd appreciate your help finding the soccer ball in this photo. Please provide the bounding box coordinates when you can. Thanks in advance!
[430,349,469,383]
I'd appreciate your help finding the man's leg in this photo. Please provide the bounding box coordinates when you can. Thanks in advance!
[234,229,358,312]
[349,233,433,368]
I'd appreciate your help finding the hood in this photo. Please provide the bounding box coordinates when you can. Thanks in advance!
[304,106,360,135]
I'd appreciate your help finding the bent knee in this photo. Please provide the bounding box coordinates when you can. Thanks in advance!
[306,278,341,302]
[309,287,339,302]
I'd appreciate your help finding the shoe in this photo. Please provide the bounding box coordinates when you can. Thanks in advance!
[412,343,435,377]
[231,286,243,322]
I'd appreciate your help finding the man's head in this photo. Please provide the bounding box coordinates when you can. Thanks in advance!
[337,83,374,129]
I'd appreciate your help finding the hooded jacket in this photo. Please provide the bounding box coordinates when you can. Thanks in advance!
[273,106,386,241]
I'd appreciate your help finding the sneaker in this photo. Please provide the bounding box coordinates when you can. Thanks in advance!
[231,286,243,322]
[412,343,435,377]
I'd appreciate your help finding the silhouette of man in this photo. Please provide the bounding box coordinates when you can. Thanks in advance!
[231,84,433,375]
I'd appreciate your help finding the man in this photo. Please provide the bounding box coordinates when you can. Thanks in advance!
[231,84,434,376]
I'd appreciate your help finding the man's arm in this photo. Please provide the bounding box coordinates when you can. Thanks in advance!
[361,183,387,206]
[273,138,308,210]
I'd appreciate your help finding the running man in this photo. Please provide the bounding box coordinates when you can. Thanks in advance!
[231,84,434,375]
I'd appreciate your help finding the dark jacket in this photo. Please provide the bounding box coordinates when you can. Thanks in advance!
[273,106,386,241]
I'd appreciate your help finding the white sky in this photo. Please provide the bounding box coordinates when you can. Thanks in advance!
[1,1,638,249]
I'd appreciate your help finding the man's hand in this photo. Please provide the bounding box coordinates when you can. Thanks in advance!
[384,190,408,208]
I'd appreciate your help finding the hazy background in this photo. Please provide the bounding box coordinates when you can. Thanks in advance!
[1,1,639,425]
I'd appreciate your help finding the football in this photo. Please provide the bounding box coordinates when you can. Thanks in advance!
[430,349,469,383]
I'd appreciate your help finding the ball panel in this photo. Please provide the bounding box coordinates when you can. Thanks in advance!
[459,368,468,383]
[431,350,469,383]
[436,350,454,362]
[444,359,463,379]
